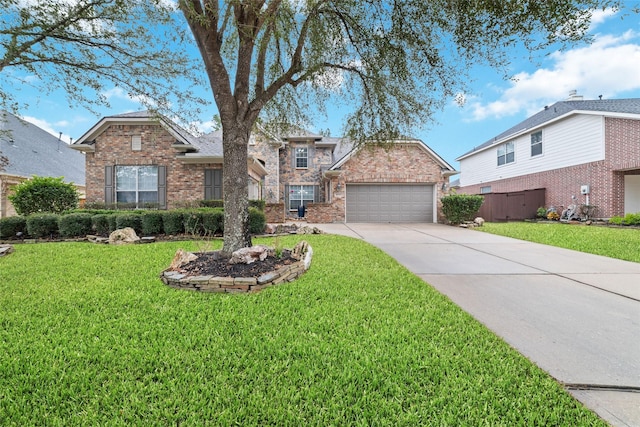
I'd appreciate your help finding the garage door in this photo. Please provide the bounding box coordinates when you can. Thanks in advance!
[346,184,434,223]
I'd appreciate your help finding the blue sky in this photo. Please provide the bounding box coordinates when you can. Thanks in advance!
[9,5,640,170]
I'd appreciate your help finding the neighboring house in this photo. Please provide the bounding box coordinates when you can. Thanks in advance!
[0,111,86,218]
[456,93,640,220]
[71,111,457,223]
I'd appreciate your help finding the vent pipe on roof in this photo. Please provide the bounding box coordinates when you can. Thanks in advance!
[566,90,584,101]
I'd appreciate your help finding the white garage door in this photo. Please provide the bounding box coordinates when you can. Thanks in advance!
[346,184,434,223]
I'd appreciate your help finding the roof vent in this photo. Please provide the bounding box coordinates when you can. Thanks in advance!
[566,90,584,101]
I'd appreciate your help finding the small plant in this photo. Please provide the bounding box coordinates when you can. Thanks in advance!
[248,207,266,234]
[608,216,623,225]
[115,213,142,235]
[546,211,560,221]
[272,235,283,258]
[536,207,547,219]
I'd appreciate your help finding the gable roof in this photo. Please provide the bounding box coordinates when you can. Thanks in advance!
[329,137,457,176]
[71,110,199,152]
[0,111,85,185]
[456,98,640,161]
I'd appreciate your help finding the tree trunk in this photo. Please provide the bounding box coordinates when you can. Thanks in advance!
[221,125,252,255]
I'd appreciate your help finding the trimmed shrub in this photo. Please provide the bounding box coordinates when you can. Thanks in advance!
[115,214,142,235]
[0,216,27,239]
[92,214,112,236]
[162,211,184,235]
[622,212,640,226]
[141,211,164,235]
[441,194,484,225]
[9,176,79,216]
[58,213,93,238]
[107,215,118,233]
[248,207,266,234]
[199,199,224,208]
[183,211,204,236]
[202,209,224,235]
[26,214,60,239]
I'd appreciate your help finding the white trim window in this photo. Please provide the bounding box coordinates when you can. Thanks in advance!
[115,165,158,207]
[289,185,314,211]
[295,147,308,168]
[531,131,542,157]
[497,142,515,166]
[480,186,492,194]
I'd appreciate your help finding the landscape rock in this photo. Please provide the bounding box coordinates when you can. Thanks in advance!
[228,245,274,265]
[108,227,140,245]
[0,244,14,257]
[291,240,309,260]
[87,235,109,244]
[474,217,485,226]
[296,226,323,235]
[169,249,199,271]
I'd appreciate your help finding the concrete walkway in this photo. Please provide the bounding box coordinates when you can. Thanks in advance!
[308,222,640,427]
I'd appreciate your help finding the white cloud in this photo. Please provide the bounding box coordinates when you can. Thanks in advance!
[467,30,640,121]
[22,116,72,143]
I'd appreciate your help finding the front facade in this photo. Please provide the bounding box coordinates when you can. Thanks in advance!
[456,96,640,219]
[1,111,86,218]
[72,112,456,223]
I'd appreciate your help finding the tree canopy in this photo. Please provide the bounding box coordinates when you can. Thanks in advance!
[180,0,623,252]
[0,0,203,116]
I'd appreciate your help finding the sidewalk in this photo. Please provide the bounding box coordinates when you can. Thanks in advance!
[309,222,640,427]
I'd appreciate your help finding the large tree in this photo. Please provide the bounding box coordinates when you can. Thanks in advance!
[0,0,202,116]
[180,0,621,253]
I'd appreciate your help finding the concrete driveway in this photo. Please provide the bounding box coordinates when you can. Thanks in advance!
[309,222,640,427]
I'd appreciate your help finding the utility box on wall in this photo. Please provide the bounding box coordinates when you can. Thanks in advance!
[580,185,590,195]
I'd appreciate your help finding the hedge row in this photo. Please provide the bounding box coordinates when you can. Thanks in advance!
[82,199,266,211]
[0,208,266,239]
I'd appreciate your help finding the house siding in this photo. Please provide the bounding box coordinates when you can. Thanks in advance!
[458,116,640,218]
[460,114,604,187]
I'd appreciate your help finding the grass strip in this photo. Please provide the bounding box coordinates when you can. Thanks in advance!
[479,222,640,263]
[0,235,606,425]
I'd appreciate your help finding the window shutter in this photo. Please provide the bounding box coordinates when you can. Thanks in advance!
[314,185,320,203]
[158,166,167,209]
[291,147,296,169]
[308,146,315,169]
[204,169,213,200]
[214,169,223,199]
[204,169,223,200]
[104,165,114,205]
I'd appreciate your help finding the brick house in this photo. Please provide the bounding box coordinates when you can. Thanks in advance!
[72,111,456,223]
[456,94,640,219]
[1,111,85,218]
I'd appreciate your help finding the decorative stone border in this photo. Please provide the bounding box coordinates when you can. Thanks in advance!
[160,243,313,294]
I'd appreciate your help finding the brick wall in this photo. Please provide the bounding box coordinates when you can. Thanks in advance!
[85,123,221,208]
[264,203,285,223]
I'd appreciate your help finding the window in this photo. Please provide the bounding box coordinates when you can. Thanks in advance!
[116,166,158,207]
[295,147,308,168]
[480,186,492,194]
[289,185,314,211]
[531,131,542,157]
[497,142,514,166]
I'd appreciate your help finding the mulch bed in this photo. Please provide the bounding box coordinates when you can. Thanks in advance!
[179,250,297,278]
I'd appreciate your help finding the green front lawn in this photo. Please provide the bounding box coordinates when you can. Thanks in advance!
[0,236,605,425]
[479,221,640,263]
